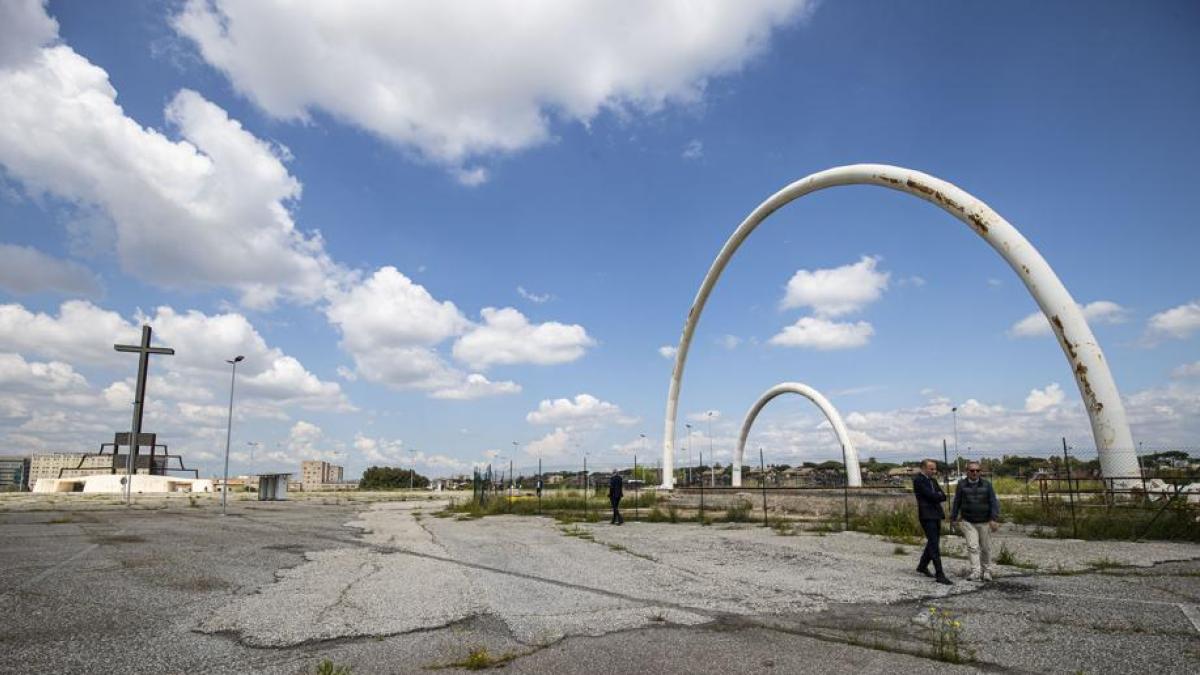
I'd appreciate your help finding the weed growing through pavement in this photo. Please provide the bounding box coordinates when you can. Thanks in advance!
[449,647,518,670]
[994,542,1036,569]
[892,545,907,556]
[314,658,351,675]
[560,525,595,541]
[926,607,970,663]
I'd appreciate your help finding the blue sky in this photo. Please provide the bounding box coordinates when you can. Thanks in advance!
[0,0,1197,478]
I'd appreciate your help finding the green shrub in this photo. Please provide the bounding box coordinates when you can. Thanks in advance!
[847,507,924,539]
[724,499,752,523]
[1005,501,1200,542]
[452,647,516,670]
[315,659,351,675]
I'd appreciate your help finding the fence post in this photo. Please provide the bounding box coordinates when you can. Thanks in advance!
[841,442,850,532]
[538,457,542,515]
[634,454,639,522]
[942,439,950,494]
[760,448,768,528]
[1063,438,1077,538]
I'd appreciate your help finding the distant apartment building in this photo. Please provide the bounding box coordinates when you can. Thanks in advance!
[301,460,344,489]
[0,456,31,491]
[28,453,115,489]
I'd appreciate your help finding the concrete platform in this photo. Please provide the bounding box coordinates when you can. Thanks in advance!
[1,497,1197,673]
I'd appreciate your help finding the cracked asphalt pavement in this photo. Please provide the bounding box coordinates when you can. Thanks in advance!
[1,497,1198,673]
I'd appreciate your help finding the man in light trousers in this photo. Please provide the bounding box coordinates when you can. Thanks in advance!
[950,462,1000,581]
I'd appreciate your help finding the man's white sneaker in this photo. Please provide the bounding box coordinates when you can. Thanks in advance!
[966,571,981,582]
[982,571,993,582]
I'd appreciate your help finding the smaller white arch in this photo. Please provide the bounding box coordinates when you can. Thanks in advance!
[733,382,860,488]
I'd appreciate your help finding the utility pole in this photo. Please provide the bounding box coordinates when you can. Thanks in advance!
[685,423,693,485]
[951,406,959,479]
[707,411,714,487]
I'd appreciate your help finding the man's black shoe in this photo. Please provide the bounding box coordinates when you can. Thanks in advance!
[935,575,953,585]
[917,566,934,578]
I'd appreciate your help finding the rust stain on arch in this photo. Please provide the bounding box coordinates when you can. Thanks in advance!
[662,165,1136,489]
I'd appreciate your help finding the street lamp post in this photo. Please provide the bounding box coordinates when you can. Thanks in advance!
[222,355,244,516]
[707,411,714,487]
[639,433,647,480]
[247,441,259,465]
[409,448,417,490]
[685,423,693,485]
[952,406,960,480]
[512,440,519,483]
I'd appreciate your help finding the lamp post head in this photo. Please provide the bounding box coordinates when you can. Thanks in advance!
[228,355,245,364]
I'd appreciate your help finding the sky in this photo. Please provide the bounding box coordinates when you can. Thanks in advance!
[0,0,1197,479]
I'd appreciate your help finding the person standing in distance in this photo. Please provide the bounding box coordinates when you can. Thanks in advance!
[608,470,624,525]
[950,461,1001,581]
[914,459,952,585]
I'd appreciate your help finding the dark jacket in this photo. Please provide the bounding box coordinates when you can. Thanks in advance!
[950,478,1000,523]
[913,472,946,521]
[608,473,623,500]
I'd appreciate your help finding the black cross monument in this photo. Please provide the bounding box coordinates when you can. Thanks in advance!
[114,325,174,502]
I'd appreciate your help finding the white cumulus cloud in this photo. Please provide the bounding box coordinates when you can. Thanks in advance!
[0,34,342,307]
[1024,383,1064,413]
[526,393,634,427]
[658,345,677,359]
[0,300,349,414]
[173,0,813,179]
[1145,300,1200,343]
[325,266,469,392]
[452,307,594,370]
[431,373,521,401]
[1009,301,1129,338]
[769,317,874,350]
[0,0,58,68]
[526,427,571,458]
[781,255,889,317]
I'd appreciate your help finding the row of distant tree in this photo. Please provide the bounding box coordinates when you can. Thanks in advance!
[361,451,1193,487]
[358,466,430,490]
[609,451,1194,478]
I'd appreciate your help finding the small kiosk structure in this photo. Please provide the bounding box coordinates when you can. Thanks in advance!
[258,473,291,501]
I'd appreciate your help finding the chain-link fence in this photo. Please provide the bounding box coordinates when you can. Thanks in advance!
[446,444,1199,541]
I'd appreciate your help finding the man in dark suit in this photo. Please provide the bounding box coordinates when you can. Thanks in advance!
[913,459,952,585]
[608,471,624,525]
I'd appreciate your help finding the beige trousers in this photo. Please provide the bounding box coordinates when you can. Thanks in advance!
[957,520,992,574]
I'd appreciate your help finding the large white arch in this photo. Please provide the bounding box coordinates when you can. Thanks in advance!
[660,164,1138,490]
[733,383,859,488]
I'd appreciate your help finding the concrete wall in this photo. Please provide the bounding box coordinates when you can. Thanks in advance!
[33,474,215,494]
